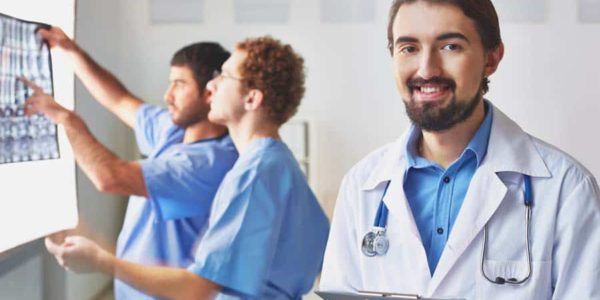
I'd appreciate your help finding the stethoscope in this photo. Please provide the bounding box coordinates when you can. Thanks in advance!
[361,175,534,286]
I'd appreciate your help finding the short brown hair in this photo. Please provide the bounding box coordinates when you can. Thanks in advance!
[387,0,502,54]
[171,42,230,93]
[236,36,305,125]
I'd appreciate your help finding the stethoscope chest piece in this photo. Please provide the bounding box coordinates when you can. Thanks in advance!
[361,227,389,257]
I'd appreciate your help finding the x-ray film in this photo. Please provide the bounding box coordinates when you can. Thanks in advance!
[0,13,59,164]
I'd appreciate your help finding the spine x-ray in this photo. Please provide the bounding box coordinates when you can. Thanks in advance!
[0,13,59,164]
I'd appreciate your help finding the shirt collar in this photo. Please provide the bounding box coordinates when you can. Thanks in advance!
[464,100,493,167]
[362,102,550,191]
[404,100,493,169]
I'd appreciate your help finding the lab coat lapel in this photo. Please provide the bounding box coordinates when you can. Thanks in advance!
[383,170,422,242]
[383,165,433,284]
[362,133,431,282]
[427,104,551,295]
[362,131,415,238]
[427,164,507,294]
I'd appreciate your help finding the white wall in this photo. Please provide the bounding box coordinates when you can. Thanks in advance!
[490,1,600,179]
[113,0,600,217]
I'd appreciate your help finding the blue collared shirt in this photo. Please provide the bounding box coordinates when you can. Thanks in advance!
[404,102,493,275]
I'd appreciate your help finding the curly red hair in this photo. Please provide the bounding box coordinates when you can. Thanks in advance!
[236,36,305,125]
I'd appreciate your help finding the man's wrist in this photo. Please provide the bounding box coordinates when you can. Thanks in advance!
[56,110,77,127]
[97,250,116,276]
[65,43,84,60]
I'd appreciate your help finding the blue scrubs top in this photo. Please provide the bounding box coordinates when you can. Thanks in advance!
[188,137,330,299]
[115,104,238,300]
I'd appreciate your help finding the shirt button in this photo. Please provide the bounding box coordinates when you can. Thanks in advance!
[443,176,451,183]
[437,227,444,234]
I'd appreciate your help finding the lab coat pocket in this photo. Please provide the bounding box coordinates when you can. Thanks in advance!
[475,260,552,300]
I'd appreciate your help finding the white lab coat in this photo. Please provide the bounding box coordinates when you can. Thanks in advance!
[320,105,600,299]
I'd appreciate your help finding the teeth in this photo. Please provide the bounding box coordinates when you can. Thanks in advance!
[420,86,442,94]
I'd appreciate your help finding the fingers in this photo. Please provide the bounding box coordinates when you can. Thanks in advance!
[24,94,44,117]
[45,236,65,257]
[64,235,81,247]
[36,27,51,39]
[36,26,61,41]
[36,26,73,50]
[45,235,78,272]
[18,76,43,94]
[45,233,78,268]
[24,96,39,117]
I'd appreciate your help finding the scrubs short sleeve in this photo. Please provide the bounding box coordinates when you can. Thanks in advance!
[188,167,288,297]
[135,103,175,156]
[139,147,231,221]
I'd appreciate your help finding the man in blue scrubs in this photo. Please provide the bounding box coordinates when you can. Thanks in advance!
[28,27,238,299]
[45,36,330,299]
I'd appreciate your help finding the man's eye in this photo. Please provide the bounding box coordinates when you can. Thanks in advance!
[400,46,417,54]
[442,44,461,51]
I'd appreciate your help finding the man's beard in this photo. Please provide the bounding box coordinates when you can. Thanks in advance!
[403,77,483,132]
[172,106,208,128]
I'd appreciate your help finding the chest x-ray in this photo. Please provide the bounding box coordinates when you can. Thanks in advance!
[0,13,59,164]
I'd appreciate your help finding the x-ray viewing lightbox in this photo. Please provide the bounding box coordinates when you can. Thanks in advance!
[0,0,77,253]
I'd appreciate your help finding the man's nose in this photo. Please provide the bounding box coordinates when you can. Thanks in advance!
[163,85,174,104]
[417,51,442,79]
[206,78,217,95]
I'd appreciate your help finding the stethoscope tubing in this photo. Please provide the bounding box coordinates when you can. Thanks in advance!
[481,205,533,285]
[365,174,535,286]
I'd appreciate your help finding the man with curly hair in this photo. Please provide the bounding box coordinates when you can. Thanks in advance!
[45,36,330,300]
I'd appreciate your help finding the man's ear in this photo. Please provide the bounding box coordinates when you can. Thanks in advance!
[484,43,504,77]
[244,89,264,111]
[202,89,212,104]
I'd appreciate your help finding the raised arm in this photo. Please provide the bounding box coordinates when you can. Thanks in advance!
[38,26,142,128]
[23,78,147,197]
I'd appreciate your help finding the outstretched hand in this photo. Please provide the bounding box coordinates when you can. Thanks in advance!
[45,233,113,274]
[20,77,70,124]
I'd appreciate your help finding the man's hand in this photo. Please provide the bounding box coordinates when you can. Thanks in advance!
[45,234,114,274]
[37,26,77,52]
[20,77,70,124]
